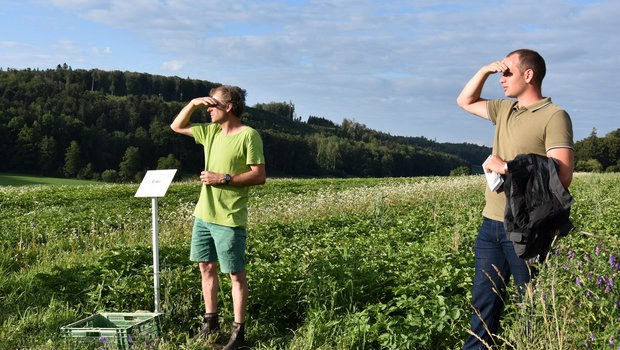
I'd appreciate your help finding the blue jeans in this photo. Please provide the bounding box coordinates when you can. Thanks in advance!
[463,217,532,350]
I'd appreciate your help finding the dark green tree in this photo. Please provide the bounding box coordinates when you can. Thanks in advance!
[450,166,472,176]
[63,141,82,177]
[14,124,38,172]
[101,169,119,183]
[119,146,142,181]
[77,163,95,179]
[254,101,295,120]
[157,154,181,170]
[38,135,58,175]
[576,159,603,173]
[110,70,127,96]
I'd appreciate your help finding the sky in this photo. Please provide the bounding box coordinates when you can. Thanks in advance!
[1,0,619,146]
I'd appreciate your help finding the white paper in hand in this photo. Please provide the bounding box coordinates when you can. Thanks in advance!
[482,155,504,192]
[484,170,504,192]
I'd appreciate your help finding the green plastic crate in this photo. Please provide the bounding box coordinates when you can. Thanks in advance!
[61,312,161,349]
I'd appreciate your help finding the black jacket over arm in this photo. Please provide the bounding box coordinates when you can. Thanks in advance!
[503,154,574,260]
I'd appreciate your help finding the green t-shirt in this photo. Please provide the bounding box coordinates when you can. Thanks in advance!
[483,97,573,221]
[191,123,265,227]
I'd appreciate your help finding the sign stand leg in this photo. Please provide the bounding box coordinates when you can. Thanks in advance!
[151,197,160,313]
[136,169,177,314]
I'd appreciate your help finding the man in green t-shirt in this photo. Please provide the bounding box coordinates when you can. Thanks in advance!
[456,49,573,349]
[171,85,266,349]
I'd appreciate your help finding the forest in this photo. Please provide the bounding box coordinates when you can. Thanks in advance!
[573,128,620,172]
[0,65,616,182]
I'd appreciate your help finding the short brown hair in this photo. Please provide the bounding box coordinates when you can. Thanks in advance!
[507,49,546,88]
[210,85,247,117]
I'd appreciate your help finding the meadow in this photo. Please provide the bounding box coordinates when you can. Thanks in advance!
[0,174,618,349]
[0,174,100,186]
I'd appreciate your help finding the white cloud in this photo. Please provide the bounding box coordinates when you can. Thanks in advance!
[91,46,111,56]
[7,0,620,143]
[49,0,105,9]
[161,59,184,72]
[0,41,22,48]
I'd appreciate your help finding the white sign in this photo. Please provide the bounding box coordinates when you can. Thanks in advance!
[135,169,177,198]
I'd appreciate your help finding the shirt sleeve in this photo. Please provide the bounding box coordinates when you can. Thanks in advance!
[245,129,265,165]
[545,110,574,150]
[487,100,515,125]
[191,124,207,145]
[487,100,498,124]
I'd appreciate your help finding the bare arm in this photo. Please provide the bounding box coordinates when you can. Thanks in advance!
[199,164,267,187]
[456,60,508,120]
[547,147,574,188]
[483,148,574,188]
[170,97,221,136]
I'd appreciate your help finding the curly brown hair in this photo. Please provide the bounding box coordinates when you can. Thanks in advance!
[210,85,247,117]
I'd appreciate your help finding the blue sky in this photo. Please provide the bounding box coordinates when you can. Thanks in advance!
[1,0,619,146]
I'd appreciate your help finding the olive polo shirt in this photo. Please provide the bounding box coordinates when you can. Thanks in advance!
[483,97,573,221]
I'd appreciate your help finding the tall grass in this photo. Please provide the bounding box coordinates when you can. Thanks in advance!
[491,173,620,350]
[0,174,618,349]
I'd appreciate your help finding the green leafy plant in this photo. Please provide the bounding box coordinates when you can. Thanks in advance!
[0,174,618,349]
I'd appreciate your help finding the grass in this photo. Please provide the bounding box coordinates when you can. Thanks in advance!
[0,173,618,349]
[0,173,101,186]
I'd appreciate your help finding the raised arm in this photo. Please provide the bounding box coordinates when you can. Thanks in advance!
[456,60,508,120]
[170,97,222,136]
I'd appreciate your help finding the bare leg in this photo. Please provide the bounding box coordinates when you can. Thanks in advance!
[199,262,219,313]
[229,271,248,323]
[224,271,248,350]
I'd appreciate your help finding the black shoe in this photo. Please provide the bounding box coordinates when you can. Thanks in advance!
[196,312,219,338]
[222,322,245,350]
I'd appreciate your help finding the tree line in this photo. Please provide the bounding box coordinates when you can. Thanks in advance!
[0,65,502,182]
[574,128,620,172]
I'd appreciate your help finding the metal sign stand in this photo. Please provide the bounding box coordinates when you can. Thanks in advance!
[135,169,177,313]
[150,197,161,312]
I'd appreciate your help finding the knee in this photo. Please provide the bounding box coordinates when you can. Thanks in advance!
[229,271,247,286]
[199,262,218,276]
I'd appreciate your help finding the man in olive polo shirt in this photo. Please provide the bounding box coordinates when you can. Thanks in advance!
[171,85,266,349]
[456,49,573,349]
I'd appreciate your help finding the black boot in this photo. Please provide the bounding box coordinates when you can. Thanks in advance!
[197,312,219,338]
[223,322,245,350]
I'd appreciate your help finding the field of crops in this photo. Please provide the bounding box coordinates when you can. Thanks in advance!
[0,174,619,349]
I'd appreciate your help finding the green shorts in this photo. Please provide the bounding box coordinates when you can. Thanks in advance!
[190,218,247,274]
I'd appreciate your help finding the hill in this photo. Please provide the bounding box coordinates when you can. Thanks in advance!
[0,65,490,181]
